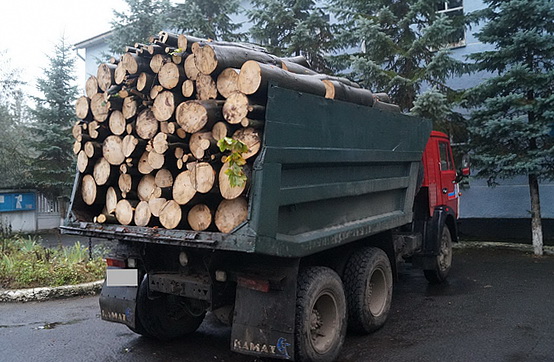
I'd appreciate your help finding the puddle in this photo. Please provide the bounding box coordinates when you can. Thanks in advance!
[35,318,87,330]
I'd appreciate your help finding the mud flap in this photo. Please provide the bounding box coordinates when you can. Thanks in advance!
[99,281,138,329]
[231,260,298,360]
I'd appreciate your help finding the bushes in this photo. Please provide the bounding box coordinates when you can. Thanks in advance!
[0,234,105,289]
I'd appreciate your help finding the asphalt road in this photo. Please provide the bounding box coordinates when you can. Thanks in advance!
[1,246,553,362]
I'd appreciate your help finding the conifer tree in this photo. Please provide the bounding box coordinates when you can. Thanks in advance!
[464,0,554,255]
[170,0,244,41]
[108,0,172,54]
[331,0,466,112]
[29,37,78,198]
[247,0,333,72]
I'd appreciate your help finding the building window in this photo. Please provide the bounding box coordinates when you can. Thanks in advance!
[436,1,465,48]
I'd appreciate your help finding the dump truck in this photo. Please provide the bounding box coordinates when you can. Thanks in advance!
[62,85,466,361]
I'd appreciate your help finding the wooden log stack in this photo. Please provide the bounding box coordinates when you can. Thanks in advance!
[74,31,399,233]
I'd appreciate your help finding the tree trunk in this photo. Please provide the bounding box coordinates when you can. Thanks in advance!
[137,72,155,92]
[322,80,374,107]
[155,168,174,188]
[77,150,93,173]
[138,151,154,175]
[176,100,224,134]
[222,92,265,125]
[122,52,151,75]
[114,62,127,85]
[190,162,216,193]
[106,186,121,214]
[118,173,139,198]
[528,174,544,256]
[215,197,248,233]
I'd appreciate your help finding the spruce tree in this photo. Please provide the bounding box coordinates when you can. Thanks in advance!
[29,37,78,198]
[331,0,466,113]
[464,0,554,255]
[247,0,333,72]
[108,0,172,54]
[170,0,244,41]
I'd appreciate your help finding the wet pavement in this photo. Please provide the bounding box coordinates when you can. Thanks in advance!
[0,246,553,362]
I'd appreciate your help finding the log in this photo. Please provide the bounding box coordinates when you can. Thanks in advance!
[95,213,118,224]
[122,97,138,120]
[146,44,166,56]
[196,73,218,100]
[134,201,152,226]
[150,54,171,73]
[88,121,110,141]
[374,99,401,113]
[181,79,195,98]
[187,204,212,231]
[158,31,179,47]
[240,118,265,129]
[118,173,139,197]
[90,93,110,122]
[158,62,185,90]
[122,134,146,158]
[238,60,327,97]
[148,197,167,217]
[374,93,391,103]
[122,52,151,74]
[322,80,374,107]
[84,141,102,159]
[77,150,93,173]
[136,109,159,139]
[155,168,174,188]
[93,157,117,186]
[108,110,126,135]
[138,151,154,174]
[184,54,200,80]
[222,92,265,125]
[102,135,125,165]
[114,62,127,85]
[216,68,240,98]
[97,63,116,91]
[173,170,196,205]
[75,96,92,121]
[215,197,248,233]
[219,162,247,200]
[85,76,100,98]
[152,132,169,154]
[147,150,170,170]
[105,186,120,214]
[194,43,278,75]
[190,162,216,193]
[149,84,164,99]
[137,72,155,92]
[158,200,182,230]
[115,199,139,225]
[189,131,217,159]
[211,121,236,141]
[176,100,224,134]
[138,174,157,201]
[72,122,84,141]
[233,127,262,159]
[152,91,183,121]
[73,140,82,155]
[81,174,105,206]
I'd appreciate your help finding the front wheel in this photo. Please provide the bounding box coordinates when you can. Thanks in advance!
[424,226,453,284]
[136,275,206,340]
[295,267,347,362]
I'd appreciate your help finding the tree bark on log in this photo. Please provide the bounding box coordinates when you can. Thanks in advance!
[238,60,326,97]
[137,72,155,92]
[122,52,151,75]
[222,92,265,125]
[187,204,212,231]
[215,197,248,233]
[373,99,401,113]
[322,80,374,107]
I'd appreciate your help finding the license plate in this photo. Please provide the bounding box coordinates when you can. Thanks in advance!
[106,269,138,287]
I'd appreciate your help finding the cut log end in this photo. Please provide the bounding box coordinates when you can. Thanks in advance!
[215,198,248,233]
[187,204,212,231]
[159,200,182,229]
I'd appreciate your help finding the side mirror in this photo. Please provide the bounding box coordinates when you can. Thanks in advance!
[456,154,470,182]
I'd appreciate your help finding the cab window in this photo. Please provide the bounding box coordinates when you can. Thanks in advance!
[439,142,454,171]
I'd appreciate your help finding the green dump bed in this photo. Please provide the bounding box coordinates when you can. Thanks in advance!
[62,85,432,258]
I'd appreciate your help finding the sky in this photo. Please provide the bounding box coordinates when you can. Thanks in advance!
[0,0,127,96]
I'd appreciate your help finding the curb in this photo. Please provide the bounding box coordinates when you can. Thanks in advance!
[0,280,104,303]
[454,241,554,256]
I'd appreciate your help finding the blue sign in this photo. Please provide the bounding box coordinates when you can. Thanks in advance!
[0,192,36,213]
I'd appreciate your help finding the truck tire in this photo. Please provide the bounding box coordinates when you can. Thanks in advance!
[136,275,206,340]
[424,226,453,284]
[295,267,347,362]
[343,247,393,334]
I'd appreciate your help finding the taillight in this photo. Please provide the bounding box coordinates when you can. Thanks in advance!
[237,276,270,293]
[106,258,126,268]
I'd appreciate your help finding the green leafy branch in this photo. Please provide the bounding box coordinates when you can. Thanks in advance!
[217,137,249,187]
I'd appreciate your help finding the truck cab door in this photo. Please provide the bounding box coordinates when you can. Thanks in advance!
[437,140,459,215]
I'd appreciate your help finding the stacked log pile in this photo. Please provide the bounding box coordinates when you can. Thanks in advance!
[72,31,399,233]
